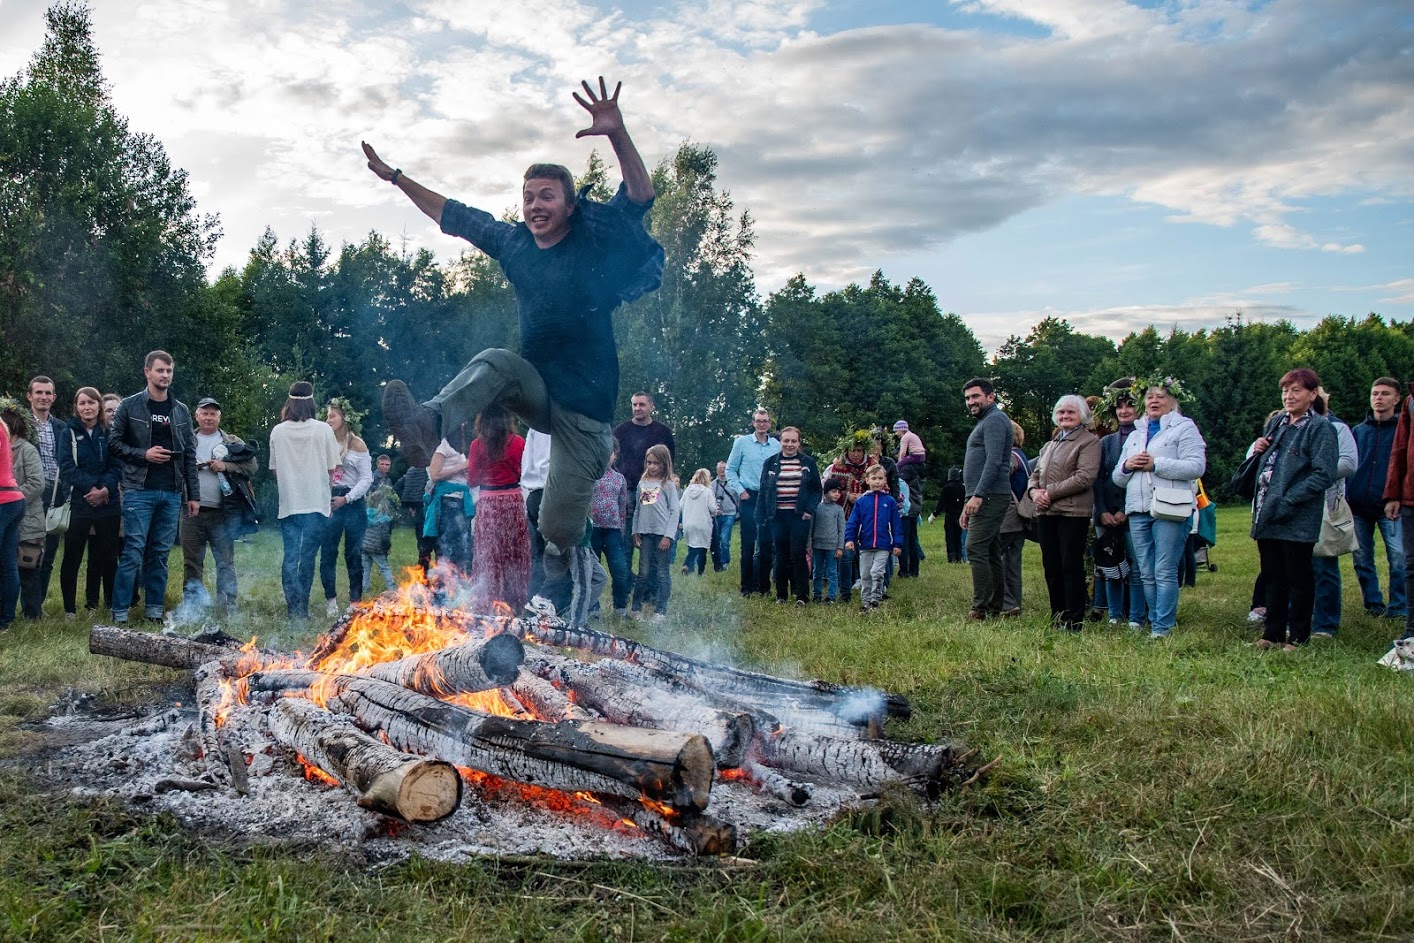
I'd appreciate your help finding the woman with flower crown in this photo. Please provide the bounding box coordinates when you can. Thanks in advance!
[1111,377,1207,639]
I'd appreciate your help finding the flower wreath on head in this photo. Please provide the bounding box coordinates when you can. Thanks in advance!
[868,425,898,458]
[0,395,38,442]
[1097,377,1142,421]
[320,397,365,437]
[1139,374,1190,405]
[832,429,876,466]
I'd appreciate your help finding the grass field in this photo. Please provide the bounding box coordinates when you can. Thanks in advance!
[2,507,1413,942]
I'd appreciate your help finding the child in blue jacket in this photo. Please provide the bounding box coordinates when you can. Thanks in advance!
[844,464,903,610]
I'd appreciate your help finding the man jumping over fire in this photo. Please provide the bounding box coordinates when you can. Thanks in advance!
[363,77,663,585]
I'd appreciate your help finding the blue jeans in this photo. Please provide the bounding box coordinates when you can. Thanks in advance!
[280,512,325,618]
[320,498,367,603]
[113,489,182,620]
[590,526,631,610]
[632,535,673,615]
[0,497,23,626]
[811,548,840,600]
[1402,508,1414,640]
[362,552,394,595]
[684,546,708,574]
[1127,513,1187,635]
[712,513,735,570]
[1123,528,1151,626]
[1352,511,1406,616]
[1311,554,1342,633]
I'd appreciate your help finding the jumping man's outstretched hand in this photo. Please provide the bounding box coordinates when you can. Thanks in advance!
[573,77,625,139]
[362,141,396,181]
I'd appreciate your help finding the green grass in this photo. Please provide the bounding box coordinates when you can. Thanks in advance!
[3,509,1413,941]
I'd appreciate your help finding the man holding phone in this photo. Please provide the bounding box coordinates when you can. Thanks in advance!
[109,350,199,623]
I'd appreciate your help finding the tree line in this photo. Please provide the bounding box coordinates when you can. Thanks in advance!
[4,3,1411,509]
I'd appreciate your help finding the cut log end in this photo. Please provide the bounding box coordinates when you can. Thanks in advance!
[358,760,463,824]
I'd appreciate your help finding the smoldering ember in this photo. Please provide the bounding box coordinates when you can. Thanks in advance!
[41,578,987,862]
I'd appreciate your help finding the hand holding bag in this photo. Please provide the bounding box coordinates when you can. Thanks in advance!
[1314,493,1358,557]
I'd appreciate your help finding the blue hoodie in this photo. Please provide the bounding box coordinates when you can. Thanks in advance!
[845,490,903,551]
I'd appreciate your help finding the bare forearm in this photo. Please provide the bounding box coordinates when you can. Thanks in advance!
[394,174,448,224]
[608,128,654,203]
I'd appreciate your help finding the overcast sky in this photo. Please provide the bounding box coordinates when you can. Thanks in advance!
[2,0,1410,349]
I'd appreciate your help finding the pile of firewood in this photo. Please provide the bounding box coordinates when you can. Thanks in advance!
[90,607,976,856]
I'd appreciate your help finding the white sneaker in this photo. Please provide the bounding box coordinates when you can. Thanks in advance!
[1248,607,1266,623]
[326,598,339,617]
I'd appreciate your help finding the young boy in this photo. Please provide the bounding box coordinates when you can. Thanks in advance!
[811,478,848,603]
[844,465,903,611]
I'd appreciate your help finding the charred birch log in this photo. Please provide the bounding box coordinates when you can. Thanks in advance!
[267,697,462,823]
[494,687,537,721]
[193,662,234,783]
[90,624,281,671]
[506,615,908,723]
[735,760,811,807]
[591,657,866,742]
[244,670,714,812]
[613,802,737,856]
[361,633,524,696]
[510,668,596,722]
[754,728,960,798]
[525,652,754,768]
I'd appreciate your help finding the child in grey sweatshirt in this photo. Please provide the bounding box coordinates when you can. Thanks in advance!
[810,478,848,602]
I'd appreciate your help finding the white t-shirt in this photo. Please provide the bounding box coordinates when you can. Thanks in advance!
[268,420,340,518]
[195,431,223,507]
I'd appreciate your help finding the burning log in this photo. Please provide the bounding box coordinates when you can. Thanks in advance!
[616,803,737,856]
[730,760,811,807]
[754,728,960,798]
[509,669,595,722]
[505,615,909,723]
[267,697,462,823]
[244,670,715,812]
[90,624,280,671]
[361,633,524,696]
[525,651,754,768]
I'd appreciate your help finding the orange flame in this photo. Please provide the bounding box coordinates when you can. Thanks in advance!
[295,753,340,787]
[443,689,521,717]
[453,767,644,837]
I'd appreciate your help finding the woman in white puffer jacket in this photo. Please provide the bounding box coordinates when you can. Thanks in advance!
[1112,379,1207,639]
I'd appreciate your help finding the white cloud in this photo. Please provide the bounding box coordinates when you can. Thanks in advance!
[1,0,1408,310]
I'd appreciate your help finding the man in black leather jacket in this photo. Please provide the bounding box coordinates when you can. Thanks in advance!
[108,350,199,623]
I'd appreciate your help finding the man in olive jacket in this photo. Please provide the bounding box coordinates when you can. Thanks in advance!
[109,350,199,623]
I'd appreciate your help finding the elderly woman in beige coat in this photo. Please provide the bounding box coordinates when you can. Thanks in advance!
[1026,394,1101,631]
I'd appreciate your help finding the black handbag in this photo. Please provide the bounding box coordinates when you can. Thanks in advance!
[1231,416,1287,501]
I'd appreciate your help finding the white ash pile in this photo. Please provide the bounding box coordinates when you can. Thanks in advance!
[51,586,978,861]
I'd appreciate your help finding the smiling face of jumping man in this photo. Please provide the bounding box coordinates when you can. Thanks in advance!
[523,177,575,248]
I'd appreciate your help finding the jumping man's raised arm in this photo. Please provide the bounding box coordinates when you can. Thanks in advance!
[362,141,447,224]
[573,77,654,204]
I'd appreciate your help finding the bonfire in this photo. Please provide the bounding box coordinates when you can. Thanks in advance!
[80,569,982,858]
